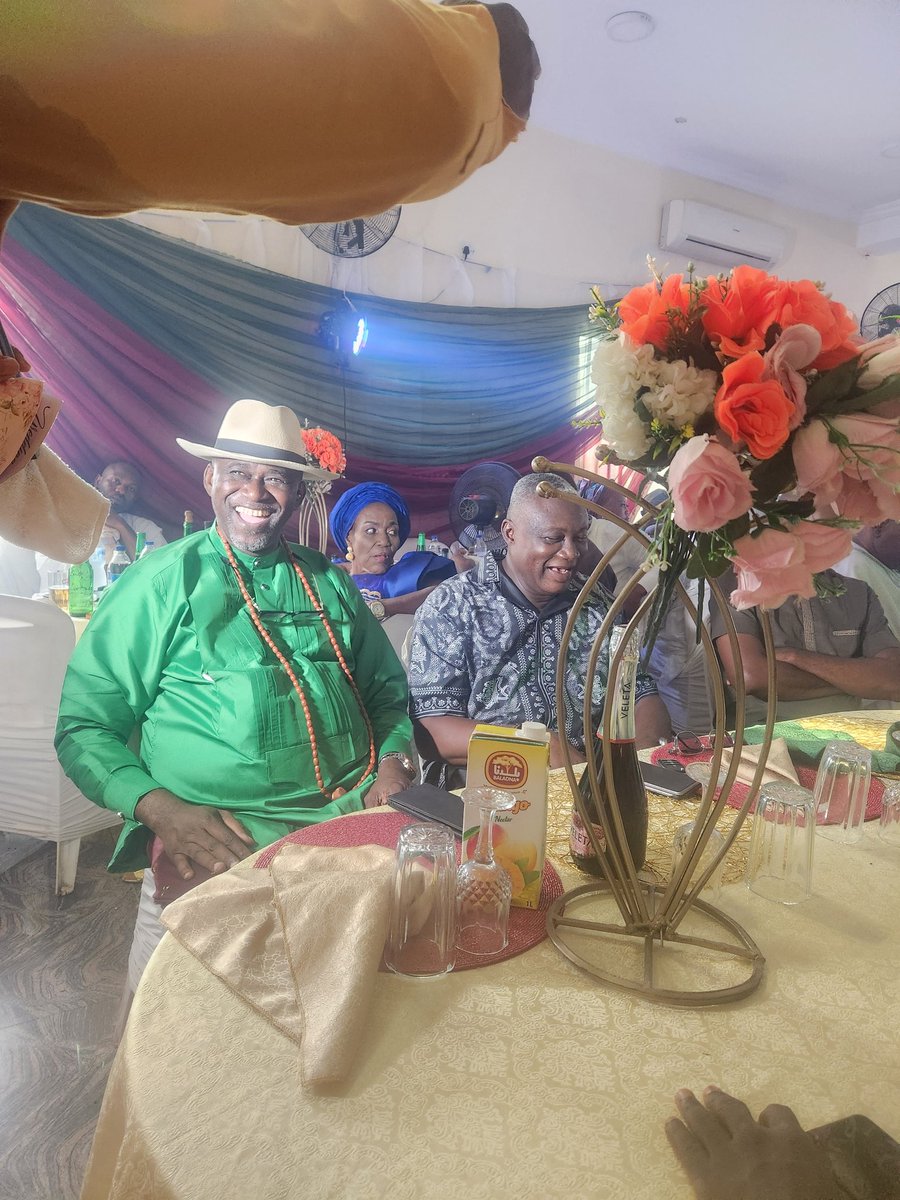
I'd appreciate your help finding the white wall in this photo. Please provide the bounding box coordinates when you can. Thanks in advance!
[132,125,900,318]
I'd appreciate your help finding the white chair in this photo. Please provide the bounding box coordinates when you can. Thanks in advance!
[0,595,121,893]
[382,613,414,664]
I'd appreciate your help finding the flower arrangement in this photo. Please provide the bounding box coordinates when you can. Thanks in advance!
[589,263,900,621]
[301,426,346,475]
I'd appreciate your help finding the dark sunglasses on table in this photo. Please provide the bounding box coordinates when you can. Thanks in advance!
[673,730,734,755]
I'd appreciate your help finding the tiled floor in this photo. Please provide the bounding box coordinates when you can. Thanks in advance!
[0,830,139,1200]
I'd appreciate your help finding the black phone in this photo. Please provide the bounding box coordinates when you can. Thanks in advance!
[640,761,702,799]
[389,782,464,835]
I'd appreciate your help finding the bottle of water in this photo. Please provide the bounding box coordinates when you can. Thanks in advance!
[106,542,130,585]
[90,544,107,592]
[471,528,488,559]
[427,534,445,556]
[140,540,155,559]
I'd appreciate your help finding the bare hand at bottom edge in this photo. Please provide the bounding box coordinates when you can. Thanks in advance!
[665,1086,846,1200]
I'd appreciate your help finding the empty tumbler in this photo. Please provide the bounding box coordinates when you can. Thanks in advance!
[746,782,816,905]
[384,823,457,978]
[813,740,871,844]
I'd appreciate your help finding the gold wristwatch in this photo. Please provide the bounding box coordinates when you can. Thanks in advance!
[366,598,386,621]
[378,751,417,779]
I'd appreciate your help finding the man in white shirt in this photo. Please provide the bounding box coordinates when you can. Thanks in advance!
[38,460,167,591]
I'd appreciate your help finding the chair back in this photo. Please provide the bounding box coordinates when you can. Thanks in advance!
[0,595,120,842]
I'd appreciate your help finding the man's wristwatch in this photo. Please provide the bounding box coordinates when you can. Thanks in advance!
[366,598,386,621]
[378,751,417,780]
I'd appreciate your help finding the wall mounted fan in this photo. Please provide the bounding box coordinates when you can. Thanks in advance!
[449,462,520,556]
[300,207,401,258]
[860,283,900,341]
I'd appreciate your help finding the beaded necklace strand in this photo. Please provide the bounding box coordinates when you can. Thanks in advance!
[219,527,377,799]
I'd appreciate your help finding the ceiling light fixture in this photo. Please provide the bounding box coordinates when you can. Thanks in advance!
[605,11,656,42]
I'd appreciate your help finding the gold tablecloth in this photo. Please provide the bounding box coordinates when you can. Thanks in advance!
[82,713,900,1200]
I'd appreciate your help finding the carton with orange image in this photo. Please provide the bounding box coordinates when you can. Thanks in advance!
[462,721,550,909]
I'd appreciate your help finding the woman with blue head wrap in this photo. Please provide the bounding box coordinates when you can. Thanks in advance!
[330,482,456,619]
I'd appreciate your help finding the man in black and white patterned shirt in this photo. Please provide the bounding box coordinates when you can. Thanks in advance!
[408,473,671,787]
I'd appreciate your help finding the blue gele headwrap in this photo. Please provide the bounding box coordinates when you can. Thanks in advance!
[329,482,411,554]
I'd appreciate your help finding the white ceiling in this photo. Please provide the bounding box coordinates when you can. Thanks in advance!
[515,0,900,238]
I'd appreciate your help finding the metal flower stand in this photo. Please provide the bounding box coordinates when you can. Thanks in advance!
[534,458,778,1006]
[296,479,334,554]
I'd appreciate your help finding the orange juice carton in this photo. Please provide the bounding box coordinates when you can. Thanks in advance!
[462,720,550,909]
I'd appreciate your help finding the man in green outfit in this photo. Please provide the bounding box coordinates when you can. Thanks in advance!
[56,399,416,899]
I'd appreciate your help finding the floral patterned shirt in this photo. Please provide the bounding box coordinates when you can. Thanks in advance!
[408,553,658,786]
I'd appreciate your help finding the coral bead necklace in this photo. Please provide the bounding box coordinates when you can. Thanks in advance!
[219,527,376,799]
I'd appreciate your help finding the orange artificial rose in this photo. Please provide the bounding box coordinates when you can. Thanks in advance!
[713,352,795,459]
[700,265,781,359]
[617,274,691,352]
[770,280,859,369]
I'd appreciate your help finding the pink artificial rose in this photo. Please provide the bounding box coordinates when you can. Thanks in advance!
[857,333,900,388]
[728,527,817,610]
[668,435,754,532]
[762,324,821,430]
[791,520,853,573]
[791,419,844,504]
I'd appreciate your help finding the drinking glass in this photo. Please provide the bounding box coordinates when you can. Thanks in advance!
[48,570,69,612]
[813,740,871,844]
[746,781,816,905]
[456,787,517,956]
[878,782,900,846]
[672,820,725,899]
[384,823,457,978]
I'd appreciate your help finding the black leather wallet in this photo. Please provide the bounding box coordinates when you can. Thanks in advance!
[389,783,464,836]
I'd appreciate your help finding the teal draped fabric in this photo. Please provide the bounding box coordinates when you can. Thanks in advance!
[0,204,598,538]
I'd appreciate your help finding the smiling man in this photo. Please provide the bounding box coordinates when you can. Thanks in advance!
[56,399,415,982]
[408,473,670,788]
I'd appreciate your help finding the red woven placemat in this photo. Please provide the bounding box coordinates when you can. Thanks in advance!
[255,810,563,971]
[650,743,884,821]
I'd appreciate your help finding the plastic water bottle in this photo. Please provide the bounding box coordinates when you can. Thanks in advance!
[106,542,130,585]
[89,545,107,592]
[140,540,155,559]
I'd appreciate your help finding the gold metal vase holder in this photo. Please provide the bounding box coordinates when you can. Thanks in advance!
[533,458,777,1007]
[296,479,334,554]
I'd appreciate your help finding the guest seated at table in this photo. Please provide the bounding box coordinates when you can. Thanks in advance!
[37,458,167,592]
[330,482,461,621]
[834,519,900,640]
[666,1086,847,1200]
[710,568,900,724]
[55,400,415,983]
[408,472,671,787]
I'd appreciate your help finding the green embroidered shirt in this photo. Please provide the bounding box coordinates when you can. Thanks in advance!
[55,528,412,870]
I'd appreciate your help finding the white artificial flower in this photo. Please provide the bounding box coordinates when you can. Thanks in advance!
[599,404,652,461]
[592,333,655,459]
[643,358,717,428]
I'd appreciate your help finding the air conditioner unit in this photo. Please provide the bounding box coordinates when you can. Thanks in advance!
[660,200,788,269]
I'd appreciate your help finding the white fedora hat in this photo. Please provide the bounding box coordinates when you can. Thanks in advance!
[176,399,336,480]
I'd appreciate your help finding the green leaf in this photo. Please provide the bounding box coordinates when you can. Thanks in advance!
[804,357,861,414]
[522,870,541,887]
[749,444,797,501]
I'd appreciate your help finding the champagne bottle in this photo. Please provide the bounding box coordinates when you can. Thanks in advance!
[183,510,195,538]
[569,622,648,874]
[67,560,94,617]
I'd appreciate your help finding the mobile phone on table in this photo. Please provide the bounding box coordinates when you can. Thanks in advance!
[389,782,464,835]
[640,761,702,799]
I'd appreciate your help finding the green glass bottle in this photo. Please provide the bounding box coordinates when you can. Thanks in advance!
[416,531,426,552]
[67,560,94,617]
[183,509,195,538]
[134,530,146,558]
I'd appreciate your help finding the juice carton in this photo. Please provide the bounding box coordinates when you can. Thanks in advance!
[462,721,550,909]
